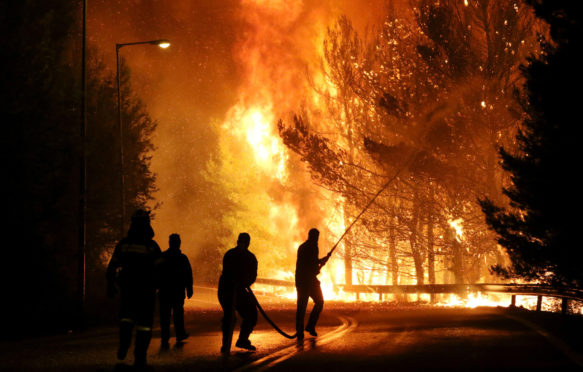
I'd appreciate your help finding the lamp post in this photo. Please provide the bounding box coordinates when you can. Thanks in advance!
[79,0,87,328]
[116,39,170,236]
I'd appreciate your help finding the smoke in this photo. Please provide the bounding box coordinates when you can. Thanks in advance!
[90,0,387,276]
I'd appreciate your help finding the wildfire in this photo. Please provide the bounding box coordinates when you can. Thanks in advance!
[205,0,551,314]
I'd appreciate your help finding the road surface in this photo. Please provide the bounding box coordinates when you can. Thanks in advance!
[1,290,582,371]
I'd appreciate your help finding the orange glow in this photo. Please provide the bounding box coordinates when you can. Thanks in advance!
[226,104,288,182]
[439,292,511,308]
[90,1,545,296]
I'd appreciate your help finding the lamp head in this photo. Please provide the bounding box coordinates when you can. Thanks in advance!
[154,39,171,49]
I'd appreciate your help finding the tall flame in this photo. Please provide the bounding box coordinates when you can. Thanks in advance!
[449,218,465,242]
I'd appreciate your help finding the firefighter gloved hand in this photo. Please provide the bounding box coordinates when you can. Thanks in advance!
[187,287,193,299]
[107,282,118,298]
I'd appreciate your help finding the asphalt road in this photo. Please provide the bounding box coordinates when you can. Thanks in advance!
[2,291,583,371]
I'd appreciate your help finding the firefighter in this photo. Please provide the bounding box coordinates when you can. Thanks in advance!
[106,209,161,368]
[157,233,193,349]
[295,228,328,340]
[217,232,258,353]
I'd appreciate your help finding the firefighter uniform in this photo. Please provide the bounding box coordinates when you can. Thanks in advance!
[295,228,326,339]
[107,212,161,367]
[157,234,193,347]
[218,233,258,353]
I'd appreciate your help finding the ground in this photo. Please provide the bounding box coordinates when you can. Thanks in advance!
[2,288,582,371]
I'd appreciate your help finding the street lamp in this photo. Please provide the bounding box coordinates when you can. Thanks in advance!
[79,0,88,328]
[116,38,170,236]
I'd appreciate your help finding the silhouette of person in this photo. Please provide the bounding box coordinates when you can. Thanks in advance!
[157,233,193,349]
[217,232,258,353]
[106,209,161,368]
[295,228,328,340]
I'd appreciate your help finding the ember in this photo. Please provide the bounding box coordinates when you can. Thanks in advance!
[91,1,546,297]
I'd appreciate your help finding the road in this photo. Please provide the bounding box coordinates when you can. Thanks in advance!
[2,290,583,371]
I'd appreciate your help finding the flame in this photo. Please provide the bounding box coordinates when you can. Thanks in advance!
[449,218,464,242]
[214,0,356,290]
[253,281,582,314]
[439,292,510,308]
[227,104,288,182]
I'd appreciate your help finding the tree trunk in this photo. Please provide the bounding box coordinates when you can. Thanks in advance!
[452,237,464,285]
[342,92,354,287]
[387,219,399,286]
[427,189,435,302]
[410,197,424,286]
[344,238,353,286]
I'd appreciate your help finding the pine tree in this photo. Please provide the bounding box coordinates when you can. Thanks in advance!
[480,0,583,287]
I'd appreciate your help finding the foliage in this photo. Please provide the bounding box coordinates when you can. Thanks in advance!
[480,0,583,287]
[84,54,159,309]
[279,0,541,286]
[205,118,306,279]
[1,1,158,334]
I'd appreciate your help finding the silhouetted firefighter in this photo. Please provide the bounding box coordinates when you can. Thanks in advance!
[157,233,193,349]
[218,232,258,353]
[106,210,161,368]
[295,228,328,340]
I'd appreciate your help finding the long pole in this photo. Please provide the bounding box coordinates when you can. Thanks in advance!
[324,150,418,261]
[79,0,87,327]
[116,45,126,238]
[322,104,446,262]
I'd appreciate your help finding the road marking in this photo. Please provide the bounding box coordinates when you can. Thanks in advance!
[235,315,358,371]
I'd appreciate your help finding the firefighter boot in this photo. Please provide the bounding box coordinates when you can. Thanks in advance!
[117,321,133,360]
[235,338,256,351]
[134,330,152,368]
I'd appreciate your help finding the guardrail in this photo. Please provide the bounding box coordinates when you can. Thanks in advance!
[254,278,583,314]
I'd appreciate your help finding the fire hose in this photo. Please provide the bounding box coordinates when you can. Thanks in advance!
[246,156,414,341]
[246,154,416,340]
[246,119,433,339]
[246,287,297,339]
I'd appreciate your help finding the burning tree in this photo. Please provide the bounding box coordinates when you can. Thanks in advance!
[279,0,542,288]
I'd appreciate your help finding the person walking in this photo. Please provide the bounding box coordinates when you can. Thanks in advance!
[295,228,328,340]
[107,209,161,368]
[157,233,193,349]
[217,232,258,353]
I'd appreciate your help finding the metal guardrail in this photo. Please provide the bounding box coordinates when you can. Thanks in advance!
[255,278,296,287]
[341,283,583,299]
[254,278,583,314]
